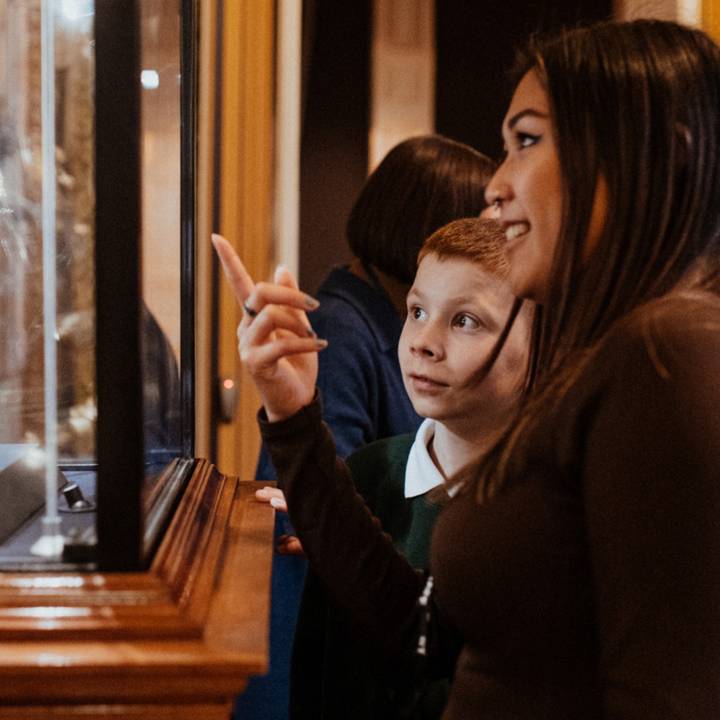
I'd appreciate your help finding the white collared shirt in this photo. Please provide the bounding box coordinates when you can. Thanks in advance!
[405,418,453,498]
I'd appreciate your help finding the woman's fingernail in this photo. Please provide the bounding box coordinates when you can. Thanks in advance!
[316,339,328,348]
[305,294,320,309]
[306,327,317,338]
[270,497,284,508]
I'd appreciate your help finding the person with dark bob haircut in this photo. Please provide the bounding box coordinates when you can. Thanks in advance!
[256,134,495,475]
[217,18,720,719]
[346,135,497,285]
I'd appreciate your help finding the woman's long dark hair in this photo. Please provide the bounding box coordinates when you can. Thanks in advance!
[531,20,720,379]
[476,20,720,498]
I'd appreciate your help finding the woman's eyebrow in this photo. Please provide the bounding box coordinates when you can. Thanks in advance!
[507,108,549,130]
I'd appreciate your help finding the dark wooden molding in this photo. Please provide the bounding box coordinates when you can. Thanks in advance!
[94,0,144,571]
[0,462,274,714]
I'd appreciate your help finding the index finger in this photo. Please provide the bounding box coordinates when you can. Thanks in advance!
[211,233,255,303]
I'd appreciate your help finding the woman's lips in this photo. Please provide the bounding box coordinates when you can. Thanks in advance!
[503,221,530,250]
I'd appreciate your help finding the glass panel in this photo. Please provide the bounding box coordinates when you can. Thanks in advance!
[139,0,182,483]
[0,0,96,566]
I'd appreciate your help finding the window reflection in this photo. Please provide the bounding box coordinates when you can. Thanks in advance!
[140,0,182,468]
[0,0,186,564]
[0,1,95,462]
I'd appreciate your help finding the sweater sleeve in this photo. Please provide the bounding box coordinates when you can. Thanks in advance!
[583,308,720,718]
[260,397,424,660]
[253,307,381,481]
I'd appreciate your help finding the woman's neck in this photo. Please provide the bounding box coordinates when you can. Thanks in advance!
[349,258,409,318]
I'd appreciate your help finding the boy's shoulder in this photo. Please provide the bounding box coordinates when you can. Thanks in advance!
[346,433,415,473]
[346,433,415,501]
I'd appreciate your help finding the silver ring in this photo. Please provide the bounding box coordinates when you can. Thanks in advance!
[243,301,258,318]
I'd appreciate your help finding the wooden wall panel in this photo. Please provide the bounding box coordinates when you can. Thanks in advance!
[703,0,720,41]
[216,0,274,479]
[194,0,219,459]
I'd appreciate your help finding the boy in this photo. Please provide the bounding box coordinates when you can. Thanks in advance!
[257,218,530,719]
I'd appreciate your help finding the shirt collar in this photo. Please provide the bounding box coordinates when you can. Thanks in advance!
[405,419,446,498]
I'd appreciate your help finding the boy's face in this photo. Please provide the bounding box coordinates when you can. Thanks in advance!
[398,253,528,433]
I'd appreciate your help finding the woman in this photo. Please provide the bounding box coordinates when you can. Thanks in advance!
[218,19,720,719]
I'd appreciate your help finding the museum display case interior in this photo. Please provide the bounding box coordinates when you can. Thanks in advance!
[0,1,274,717]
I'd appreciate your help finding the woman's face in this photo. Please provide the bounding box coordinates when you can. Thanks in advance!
[485,70,562,302]
[486,70,607,303]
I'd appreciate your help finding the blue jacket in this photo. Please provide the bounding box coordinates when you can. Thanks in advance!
[255,265,422,478]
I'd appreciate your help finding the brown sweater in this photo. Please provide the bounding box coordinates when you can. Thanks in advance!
[261,291,720,719]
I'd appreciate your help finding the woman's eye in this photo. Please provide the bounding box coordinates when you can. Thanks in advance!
[516,132,540,149]
[410,306,426,321]
[453,313,480,330]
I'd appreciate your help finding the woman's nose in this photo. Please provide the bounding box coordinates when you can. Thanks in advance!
[485,166,512,209]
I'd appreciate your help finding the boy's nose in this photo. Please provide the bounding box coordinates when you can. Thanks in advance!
[415,344,435,358]
[410,328,443,360]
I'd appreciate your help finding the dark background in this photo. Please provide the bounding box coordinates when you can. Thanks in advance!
[299,0,613,293]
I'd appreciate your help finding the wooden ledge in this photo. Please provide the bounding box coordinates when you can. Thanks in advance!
[0,461,275,712]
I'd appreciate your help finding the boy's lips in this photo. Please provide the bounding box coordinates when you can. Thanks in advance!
[408,373,449,390]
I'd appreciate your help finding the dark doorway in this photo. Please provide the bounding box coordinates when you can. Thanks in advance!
[299,0,613,292]
[436,0,613,160]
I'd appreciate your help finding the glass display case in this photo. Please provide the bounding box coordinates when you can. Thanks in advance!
[0,5,274,715]
[0,0,195,570]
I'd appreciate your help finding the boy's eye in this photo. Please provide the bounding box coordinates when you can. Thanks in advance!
[452,313,480,330]
[410,306,427,321]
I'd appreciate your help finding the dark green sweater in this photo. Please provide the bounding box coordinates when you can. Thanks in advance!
[290,432,449,720]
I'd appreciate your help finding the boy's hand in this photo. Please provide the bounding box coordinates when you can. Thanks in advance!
[277,534,305,556]
[255,487,306,556]
[211,234,326,421]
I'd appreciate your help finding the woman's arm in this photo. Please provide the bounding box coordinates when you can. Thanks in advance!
[260,397,425,659]
[212,235,448,666]
[584,305,720,719]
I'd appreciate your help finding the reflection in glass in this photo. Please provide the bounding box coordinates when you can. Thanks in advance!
[140,0,182,475]
[0,0,95,564]
[0,0,189,567]
[0,1,95,458]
